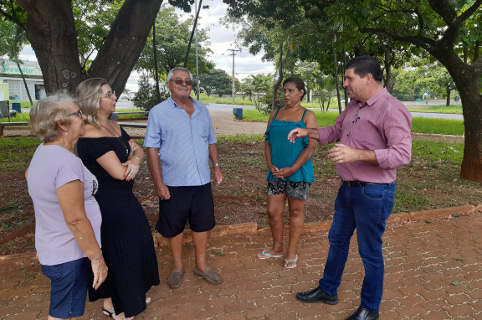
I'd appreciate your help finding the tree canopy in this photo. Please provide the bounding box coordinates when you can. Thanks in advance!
[0,0,196,94]
[135,4,214,78]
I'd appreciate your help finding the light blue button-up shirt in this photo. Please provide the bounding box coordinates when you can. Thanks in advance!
[144,97,217,187]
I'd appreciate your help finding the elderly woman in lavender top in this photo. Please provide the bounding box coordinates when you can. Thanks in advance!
[26,93,108,320]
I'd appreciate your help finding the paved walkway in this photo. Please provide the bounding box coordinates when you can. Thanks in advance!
[0,208,481,320]
[1,110,465,143]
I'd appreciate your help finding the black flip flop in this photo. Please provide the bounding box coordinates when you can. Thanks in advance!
[100,307,116,318]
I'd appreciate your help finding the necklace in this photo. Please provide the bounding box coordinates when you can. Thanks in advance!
[101,121,129,156]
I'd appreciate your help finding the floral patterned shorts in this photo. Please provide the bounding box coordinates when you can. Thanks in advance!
[267,180,311,200]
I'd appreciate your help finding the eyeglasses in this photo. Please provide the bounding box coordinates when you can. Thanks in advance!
[69,109,83,118]
[101,91,116,99]
[170,79,193,86]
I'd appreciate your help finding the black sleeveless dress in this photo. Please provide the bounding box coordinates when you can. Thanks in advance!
[77,128,160,317]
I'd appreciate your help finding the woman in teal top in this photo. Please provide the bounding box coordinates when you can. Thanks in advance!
[258,78,318,268]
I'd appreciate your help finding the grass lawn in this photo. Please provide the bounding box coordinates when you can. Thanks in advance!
[242,109,465,136]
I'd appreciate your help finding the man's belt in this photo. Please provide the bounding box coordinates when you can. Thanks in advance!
[342,180,368,187]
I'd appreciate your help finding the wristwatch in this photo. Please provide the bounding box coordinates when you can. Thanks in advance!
[213,163,221,168]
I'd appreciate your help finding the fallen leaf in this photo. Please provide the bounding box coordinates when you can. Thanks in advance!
[424,220,431,224]
[453,258,463,262]
[451,281,460,286]
[212,251,225,256]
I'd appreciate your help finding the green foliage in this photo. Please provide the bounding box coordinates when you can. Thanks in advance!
[261,87,284,114]
[0,18,28,58]
[197,94,254,106]
[132,73,169,111]
[0,112,29,123]
[407,105,462,114]
[198,69,233,97]
[411,118,465,136]
[0,137,39,171]
[135,4,214,78]
[412,140,464,166]
[393,63,456,102]
[72,0,122,67]
[242,74,273,113]
[218,134,264,145]
[243,109,465,136]
[306,67,337,111]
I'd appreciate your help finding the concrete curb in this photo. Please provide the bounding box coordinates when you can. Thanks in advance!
[1,205,480,267]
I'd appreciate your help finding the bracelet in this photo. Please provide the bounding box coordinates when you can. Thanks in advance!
[213,163,221,168]
[90,252,102,261]
[135,156,141,163]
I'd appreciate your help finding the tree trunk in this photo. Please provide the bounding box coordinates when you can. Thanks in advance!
[17,0,164,95]
[446,87,450,106]
[18,0,81,94]
[88,0,164,94]
[333,43,342,114]
[153,23,161,104]
[457,74,482,181]
[442,59,482,180]
[272,43,283,110]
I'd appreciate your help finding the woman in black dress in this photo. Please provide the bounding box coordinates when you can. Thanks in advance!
[76,78,160,320]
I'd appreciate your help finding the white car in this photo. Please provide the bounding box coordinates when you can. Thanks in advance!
[118,93,130,101]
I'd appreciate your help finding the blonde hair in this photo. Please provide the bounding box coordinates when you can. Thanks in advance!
[29,93,75,143]
[75,78,109,127]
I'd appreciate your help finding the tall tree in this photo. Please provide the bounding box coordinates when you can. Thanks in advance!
[0,0,194,95]
[198,69,232,97]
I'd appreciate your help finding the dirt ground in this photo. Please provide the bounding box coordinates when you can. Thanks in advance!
[0,111,478,256]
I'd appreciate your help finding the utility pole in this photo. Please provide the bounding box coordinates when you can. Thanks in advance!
[195,0,200,100]
[227,49,241,102]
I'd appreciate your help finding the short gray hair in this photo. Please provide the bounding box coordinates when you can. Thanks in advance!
[167,67,193,82]
[29,93,76,143]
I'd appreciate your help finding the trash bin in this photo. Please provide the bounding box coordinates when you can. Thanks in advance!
[233,108,243,120]
[11,103,21,113]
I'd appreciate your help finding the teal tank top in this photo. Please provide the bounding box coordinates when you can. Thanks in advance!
[265,109,315,182]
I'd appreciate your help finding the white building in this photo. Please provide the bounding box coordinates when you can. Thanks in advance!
[0,59,45,100]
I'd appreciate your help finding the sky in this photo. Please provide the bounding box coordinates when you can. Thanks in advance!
[16,0,275,92]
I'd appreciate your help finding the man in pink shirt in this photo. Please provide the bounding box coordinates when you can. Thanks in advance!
[288,56,412,320]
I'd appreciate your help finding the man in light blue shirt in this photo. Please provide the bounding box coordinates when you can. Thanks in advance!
[144,67,224,289]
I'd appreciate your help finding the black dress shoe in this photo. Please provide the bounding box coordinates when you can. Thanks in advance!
[295,287,338,304]
[346,306,379,320]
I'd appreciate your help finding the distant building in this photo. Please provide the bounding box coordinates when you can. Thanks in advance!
[0,59,45,100]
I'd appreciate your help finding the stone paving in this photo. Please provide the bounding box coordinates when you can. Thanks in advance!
[0,206,481,320]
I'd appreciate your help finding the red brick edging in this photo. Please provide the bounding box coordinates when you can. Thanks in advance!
[152,204,482,247]
[0,204,480,267]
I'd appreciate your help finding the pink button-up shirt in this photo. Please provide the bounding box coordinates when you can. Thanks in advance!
[317,88,412,183]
